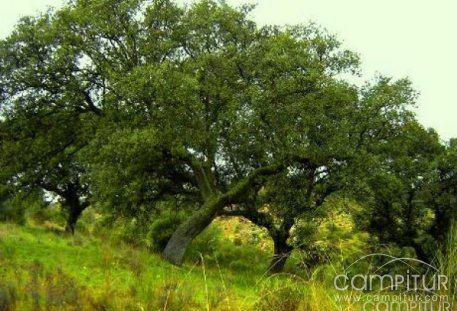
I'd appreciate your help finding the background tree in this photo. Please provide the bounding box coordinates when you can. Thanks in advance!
[360,122,443,262]
[0,11,100,233]
[426,139,457,247]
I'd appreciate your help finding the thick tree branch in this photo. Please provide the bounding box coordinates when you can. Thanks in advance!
[220,164,285,205]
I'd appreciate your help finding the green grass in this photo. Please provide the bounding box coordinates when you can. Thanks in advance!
[0,220,363,310]
[1,221,456,310]
[0,222,283,310]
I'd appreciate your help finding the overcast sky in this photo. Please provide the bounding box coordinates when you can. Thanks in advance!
[1,0,456,140]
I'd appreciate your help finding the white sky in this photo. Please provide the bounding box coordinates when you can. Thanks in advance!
[1,0,456,140]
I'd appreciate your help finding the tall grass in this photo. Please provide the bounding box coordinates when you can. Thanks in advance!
[437,221,457,307]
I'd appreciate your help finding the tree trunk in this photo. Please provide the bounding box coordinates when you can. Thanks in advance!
[65,206,83,234]
[162,199,220,265]
[64,199,88,235]
[268,234,293,274]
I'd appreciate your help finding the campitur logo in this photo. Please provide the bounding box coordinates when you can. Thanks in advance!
[333,253,451,311]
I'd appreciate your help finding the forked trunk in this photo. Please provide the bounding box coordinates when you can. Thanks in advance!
[162,163,282,266]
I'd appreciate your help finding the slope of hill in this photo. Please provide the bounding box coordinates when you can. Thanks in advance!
[0,222,344,311]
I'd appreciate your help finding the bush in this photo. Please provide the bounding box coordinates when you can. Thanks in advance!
[118,218,151,248]
[0,200,25,225]
[1,189,50,225]
[29,204,66,227]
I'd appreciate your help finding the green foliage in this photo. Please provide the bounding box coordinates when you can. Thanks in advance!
[0,200,25,225]
[29,204,66,227]
[2,1,457,310]
[0,189,47,225]
[426,139,457,242]
[186,224,225,262]
[357,122,445,262]
[0,5,97,233]
[437,222,457,300]
[214,240,270,273]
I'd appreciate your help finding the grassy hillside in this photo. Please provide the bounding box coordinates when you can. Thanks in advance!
[1,214,456,310]
[0,221,351,311]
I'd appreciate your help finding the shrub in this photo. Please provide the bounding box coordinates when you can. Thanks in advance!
[0,198,25,225]
[118,217,151,248]
[29,204,65,227]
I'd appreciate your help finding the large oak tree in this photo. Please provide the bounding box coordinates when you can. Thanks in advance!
[0,0,429,268]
